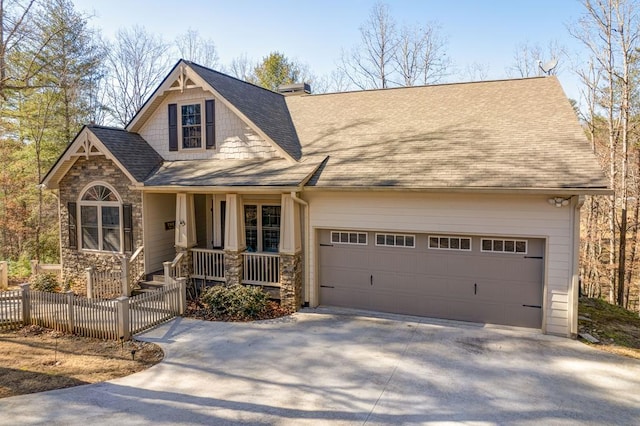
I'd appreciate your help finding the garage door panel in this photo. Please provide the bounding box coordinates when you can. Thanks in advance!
[318,231,544,329]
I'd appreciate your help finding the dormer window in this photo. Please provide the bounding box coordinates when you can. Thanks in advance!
[181,104,202,148]
[168,100,216,152]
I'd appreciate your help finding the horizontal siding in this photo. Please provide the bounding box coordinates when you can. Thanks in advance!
[144,193,176,273]
[306,191,576,336]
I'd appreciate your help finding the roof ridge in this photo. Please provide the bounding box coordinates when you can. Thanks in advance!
[184,60,286,98]
[87,124,128,132]
[302,76,553,98]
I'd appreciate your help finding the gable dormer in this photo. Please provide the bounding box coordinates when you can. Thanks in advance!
[127,60,301,162]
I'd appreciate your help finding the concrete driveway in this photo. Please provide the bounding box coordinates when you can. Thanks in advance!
[1,308,639,425]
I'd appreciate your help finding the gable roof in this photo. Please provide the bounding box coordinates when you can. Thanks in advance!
[285,76,609,192]
[87,125,163,182]
[41,125,163,188]
[126,60,301,161]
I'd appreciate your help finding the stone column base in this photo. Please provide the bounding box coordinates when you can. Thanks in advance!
[224,250,243,286]
[280,252,302,311]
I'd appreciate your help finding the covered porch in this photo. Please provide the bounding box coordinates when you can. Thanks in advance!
[143,191,304,310]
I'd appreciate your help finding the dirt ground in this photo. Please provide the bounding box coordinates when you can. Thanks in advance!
[0,325,163,399]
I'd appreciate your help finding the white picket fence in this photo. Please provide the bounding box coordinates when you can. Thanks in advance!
[0,279,186,340]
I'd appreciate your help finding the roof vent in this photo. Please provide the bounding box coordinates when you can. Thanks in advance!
[277,82,311,96]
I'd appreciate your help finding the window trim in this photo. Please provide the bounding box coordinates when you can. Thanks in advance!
[428,235,472,251]
[375,233,415,248]
[480,238,528,254]
[77,182,123,254]
[331,231,368,245]
[178,101,204,151]
[244,203,281,253]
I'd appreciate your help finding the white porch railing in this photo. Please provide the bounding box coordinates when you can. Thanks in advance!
[164,251,187,285]
[191,248,225,281]
[242,252,280,286]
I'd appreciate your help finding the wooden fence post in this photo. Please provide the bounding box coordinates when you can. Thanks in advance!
[116,296,130,341]
[30,260,38,276]
[0,261,7,290]
[86,267,94,299]
[176,277,187,315]
[163,261,172,285]
[19,283,30,326]
[121,255,131,297]
[66,291,74,334]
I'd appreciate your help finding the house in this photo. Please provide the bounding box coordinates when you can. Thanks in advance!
[42,59,609,337]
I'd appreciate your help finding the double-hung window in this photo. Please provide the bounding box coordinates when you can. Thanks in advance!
[181,104,202,149]
[78,184,121,252]
[245,204,281,252]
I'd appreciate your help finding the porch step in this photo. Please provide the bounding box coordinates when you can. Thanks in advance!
[132,279,165,296]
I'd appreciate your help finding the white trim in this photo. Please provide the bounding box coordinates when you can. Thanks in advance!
[427,235,472,251]
[375,233,415,248]
[244,203,281,253]
[330,231,368,245]
[77,182,124,254]
[178,101,207,152]
[480,238,528,254]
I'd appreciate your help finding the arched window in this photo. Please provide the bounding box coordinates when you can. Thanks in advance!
[78,184,122,252]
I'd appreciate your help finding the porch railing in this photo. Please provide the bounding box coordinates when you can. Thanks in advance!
[191,248,225,281]
[242,252,280,286]
[164,251,187,285]
[127,246,145,291]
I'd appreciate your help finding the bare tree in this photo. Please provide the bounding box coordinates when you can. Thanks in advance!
[340,2,397,89]
[394,22,449,86]
[227,53,251,80]
[507,41,566,78]
[103,26,171,127]
[572,0,640,308]
[461,62,490,81]
[175,29,219,68]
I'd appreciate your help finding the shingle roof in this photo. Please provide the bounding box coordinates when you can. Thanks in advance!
[143,158,324,187]
[185,61,302,161]
[88,125,163,182]
[285,76,608,190]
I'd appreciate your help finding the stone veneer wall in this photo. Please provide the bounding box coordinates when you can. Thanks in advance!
[279,252,302,311]
[58,155,142,295]
[223,250,243,286]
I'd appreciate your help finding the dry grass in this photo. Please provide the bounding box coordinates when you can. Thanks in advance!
[0,325,163,398]
[579,297,640,359]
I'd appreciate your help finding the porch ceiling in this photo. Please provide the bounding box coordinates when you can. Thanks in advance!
[142,157,326,188]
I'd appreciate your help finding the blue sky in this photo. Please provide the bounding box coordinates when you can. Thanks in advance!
[73,0,587,100]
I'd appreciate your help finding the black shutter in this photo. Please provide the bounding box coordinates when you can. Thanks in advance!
[168,103,178,151]
[123,204,133,253]
[205,99,215,149]
[68,202,77,249]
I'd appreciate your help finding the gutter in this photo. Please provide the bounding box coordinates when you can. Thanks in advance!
[291,191,310,306]
[300,186,612,196]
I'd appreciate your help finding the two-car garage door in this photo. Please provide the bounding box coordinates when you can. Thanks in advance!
[318,230,544,328]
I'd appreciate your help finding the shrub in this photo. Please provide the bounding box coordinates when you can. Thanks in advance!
[201,284,269,320]
[29,273,60,292]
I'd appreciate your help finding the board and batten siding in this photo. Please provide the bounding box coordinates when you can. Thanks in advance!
[143,193,177,273]
[305,191,579,337]
[138,87,279,161]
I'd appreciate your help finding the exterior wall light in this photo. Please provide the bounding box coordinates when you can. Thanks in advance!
[548,197,571,208]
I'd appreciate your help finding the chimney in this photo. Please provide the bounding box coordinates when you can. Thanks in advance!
[277,82,311,96]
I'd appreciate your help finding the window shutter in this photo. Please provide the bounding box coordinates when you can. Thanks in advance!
[205,99,215,149]
[68,202,77,249]
[168,103,178,151]
[123,204,134,252]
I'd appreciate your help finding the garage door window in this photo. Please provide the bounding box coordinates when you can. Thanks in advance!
[428,236,471,251]
[375,233,415,248]
[331,231,367,245]
[481,238,527,254]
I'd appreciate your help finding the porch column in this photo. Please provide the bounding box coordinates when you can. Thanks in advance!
[279,194,303,311]
[223,194,245,286]
[175,193,196,249]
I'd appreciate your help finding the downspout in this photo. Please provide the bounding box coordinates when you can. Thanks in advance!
[291,191,309,306]
[569,195,585,338]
